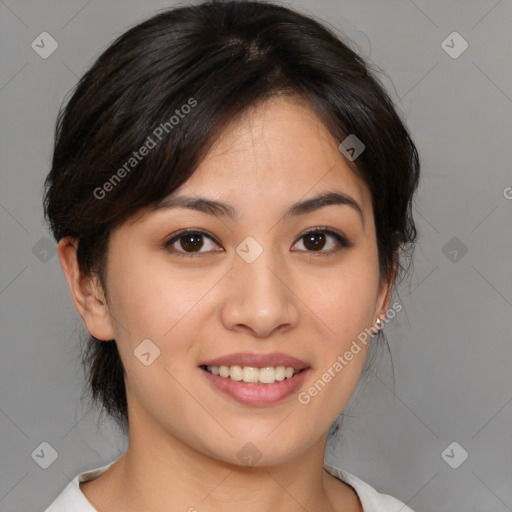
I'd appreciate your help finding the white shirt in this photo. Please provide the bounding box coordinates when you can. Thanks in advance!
[44,458,415,512]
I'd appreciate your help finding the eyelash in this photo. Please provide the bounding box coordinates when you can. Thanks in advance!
[163,227,353,258]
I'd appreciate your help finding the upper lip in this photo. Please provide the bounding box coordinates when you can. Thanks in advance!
[199,352,310,370]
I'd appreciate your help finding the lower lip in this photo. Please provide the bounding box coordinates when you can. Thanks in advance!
[199,367,310,406]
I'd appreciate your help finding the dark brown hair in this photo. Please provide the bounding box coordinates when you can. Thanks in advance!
[43,0,420,437]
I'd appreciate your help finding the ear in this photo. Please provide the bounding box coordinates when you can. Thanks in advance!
[57,237,115,341]
[373,254,398,327]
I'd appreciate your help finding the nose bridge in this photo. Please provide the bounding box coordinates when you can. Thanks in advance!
[221,236,299,336]
[238,245,281,296]
[236,237,286,306]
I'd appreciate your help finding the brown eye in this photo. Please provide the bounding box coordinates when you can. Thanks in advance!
[303,231,327,251]
[178,233,204,252]
[164,229,221,256]
[292,228,353,255]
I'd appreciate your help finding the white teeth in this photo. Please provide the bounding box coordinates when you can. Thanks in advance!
[205,365,300,384]
[242,366,259,383]
[230,365,243,381]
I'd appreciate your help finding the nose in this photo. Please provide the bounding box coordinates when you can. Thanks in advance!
[220,246,300,338]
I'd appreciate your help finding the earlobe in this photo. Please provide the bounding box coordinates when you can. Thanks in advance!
[57,237,115,341]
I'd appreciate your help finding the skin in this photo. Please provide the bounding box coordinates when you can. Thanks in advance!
[58,95,395,512]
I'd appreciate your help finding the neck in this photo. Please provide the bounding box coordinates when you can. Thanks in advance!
[102,416,341,512]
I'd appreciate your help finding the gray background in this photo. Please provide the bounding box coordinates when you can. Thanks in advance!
[1,0,511,511]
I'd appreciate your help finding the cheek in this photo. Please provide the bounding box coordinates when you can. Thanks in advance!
[110,255,211,423]
[107,252,212,344]
[307,253,380,343]
[106,254,224,404]
[300,249,378,409]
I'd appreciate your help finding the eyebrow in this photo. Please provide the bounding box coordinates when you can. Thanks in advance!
[151,190,364,226]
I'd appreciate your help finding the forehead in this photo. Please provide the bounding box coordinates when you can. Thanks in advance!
[131,96,372,226]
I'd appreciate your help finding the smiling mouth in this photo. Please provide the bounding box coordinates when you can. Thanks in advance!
[200,365,305,385]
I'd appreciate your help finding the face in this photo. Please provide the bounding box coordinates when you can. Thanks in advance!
[67,95,392,466]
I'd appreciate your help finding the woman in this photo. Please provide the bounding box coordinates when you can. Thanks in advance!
[43,1,420,510]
